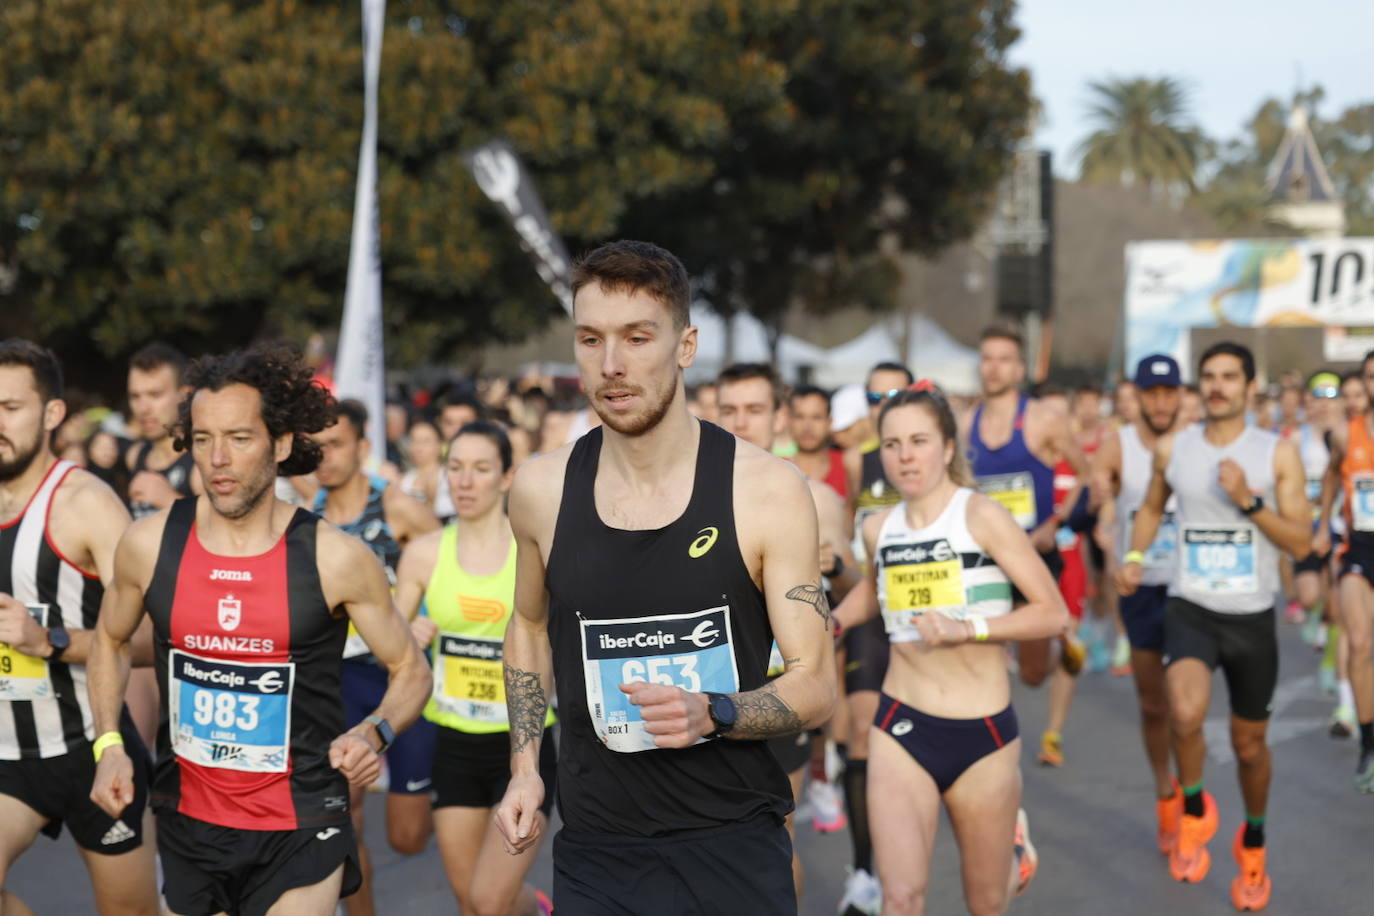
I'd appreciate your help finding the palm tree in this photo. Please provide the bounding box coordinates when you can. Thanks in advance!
[1076,77,1204,193]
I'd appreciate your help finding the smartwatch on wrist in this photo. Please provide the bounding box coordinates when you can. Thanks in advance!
[704,693,737,739]
[363,715,394,753]
[1240,495,1264,516]
[46,627,70,662]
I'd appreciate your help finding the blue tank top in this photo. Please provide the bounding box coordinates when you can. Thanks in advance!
[968,395,1056,532]
[311,475,402,585]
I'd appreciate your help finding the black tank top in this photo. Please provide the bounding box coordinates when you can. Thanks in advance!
[129,440,196,520]
[545,421,790,836]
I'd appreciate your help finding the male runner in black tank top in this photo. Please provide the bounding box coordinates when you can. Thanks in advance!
[717,362,859,902]
[124,344,200,753]
[88,344,432,916]
[493,242,837,915]
[0,339,159,916]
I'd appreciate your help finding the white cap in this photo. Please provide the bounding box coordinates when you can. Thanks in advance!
[831,383,869,432]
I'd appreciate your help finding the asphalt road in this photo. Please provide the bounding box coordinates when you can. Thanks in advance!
[8,617,1373,914]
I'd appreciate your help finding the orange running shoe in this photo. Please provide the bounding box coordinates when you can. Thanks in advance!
[1230,826,1272,911]
[1037,730,1064,767]
[1168,791,1218,883]
[1156,781,1182,854]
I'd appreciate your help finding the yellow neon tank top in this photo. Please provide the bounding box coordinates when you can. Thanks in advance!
[422,523,555,733]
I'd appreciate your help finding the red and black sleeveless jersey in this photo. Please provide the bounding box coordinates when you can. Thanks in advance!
[144,498,350,830]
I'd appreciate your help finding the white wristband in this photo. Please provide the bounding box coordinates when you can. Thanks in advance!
[970,617,990,642]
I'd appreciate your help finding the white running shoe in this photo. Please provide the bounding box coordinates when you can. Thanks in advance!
[807,778,847,833]
[837,867,883,916]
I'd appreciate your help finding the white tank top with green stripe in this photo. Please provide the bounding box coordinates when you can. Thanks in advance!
[874,488,1013,644]
[422,524,555,733]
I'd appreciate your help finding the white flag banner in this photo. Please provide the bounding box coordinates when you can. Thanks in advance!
[336,0,387,466]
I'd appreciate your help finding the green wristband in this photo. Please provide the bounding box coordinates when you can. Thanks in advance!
[1123,550,1145,566]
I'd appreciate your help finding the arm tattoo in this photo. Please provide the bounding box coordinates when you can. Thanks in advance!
[730,681,803,739]
[786,580,831,622]
[504,665,547,755]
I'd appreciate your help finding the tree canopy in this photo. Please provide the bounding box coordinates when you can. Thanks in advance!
[1,0,1031,393]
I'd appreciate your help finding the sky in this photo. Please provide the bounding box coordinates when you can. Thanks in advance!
[1012,0,1371,176]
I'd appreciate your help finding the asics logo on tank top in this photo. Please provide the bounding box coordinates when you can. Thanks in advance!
[217,594,242,631]
[689,526,719,558]
[210,569,253,582]
[363,519,384,542]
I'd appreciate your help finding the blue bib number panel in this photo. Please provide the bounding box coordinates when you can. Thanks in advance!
[169,650,293,773]
[580,606,739,753]
[1353,478,1374,532]
[1181,525,1258,597]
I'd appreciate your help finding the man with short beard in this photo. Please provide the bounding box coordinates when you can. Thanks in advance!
[1092,354,1185,854]
[965,326,1089,770]
[309,400,440,916]
[717,362,859,904]
[1120,342,1310,910]
[0,339,158,916]
[88,344,432,916]
[124,343,200,520]
[788,385,848,502]
[493,241,836,915]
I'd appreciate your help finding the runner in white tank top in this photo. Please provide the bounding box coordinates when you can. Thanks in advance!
[1092,353,1184,855]
[1118,342,1311,910]
[832,385,1067,915]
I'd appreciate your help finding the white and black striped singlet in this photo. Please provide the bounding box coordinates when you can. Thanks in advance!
[0,460,103,759]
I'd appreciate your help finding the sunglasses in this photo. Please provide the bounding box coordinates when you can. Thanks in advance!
[866,389,902,405]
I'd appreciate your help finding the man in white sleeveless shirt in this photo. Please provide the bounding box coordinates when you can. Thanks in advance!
[1093,354,1184,854]
[1119,342,1310,912]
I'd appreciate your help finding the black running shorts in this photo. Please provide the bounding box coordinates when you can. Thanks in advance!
[1163,597,1278,721]
[552,814,795,915]
[843,616,890,694]
[157,810,361,916]
[431,725,556,815]
[0,717,149,854]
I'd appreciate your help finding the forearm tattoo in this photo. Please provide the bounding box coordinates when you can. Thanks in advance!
[504,665,547,755]
[730,681,803,739]
[786,580,831,622]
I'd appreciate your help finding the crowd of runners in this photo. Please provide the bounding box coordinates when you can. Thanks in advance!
[1,239,1370,915]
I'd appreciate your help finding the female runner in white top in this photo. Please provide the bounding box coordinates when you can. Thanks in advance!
[833,385,1069,915]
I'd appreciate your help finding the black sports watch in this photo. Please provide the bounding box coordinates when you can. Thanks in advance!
[704,693,737,739]
[1240,495,1264,516]
[46,627,70,662]
[363,715,394,753]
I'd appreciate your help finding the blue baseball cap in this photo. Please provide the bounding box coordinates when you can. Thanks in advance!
[1132,354,1182,389]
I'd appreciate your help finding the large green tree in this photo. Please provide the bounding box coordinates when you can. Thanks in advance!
[1,0,1031,392]
[1076,76,1203,193]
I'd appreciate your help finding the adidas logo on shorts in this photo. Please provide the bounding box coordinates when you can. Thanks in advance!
[100,820,135,846]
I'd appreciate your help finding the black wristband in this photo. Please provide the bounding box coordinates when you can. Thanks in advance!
[827,554,845,580]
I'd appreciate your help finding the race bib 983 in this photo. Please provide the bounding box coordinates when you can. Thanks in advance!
[580,606,739,754]
[169,650,293,773]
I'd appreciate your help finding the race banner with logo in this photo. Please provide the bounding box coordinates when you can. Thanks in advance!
[1123,238,1374,370]
[461,139,574,315]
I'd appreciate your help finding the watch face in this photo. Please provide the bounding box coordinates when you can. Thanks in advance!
[49,628,71,651]
[711,694,737,727]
